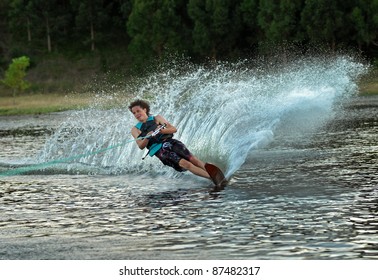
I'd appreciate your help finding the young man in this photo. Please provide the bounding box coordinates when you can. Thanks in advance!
[129,99,210,179]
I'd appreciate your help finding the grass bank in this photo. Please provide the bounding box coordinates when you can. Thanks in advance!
[359,69,378,96]
[0,93,92,115]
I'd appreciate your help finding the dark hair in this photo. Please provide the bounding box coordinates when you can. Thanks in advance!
[128,99,150,115]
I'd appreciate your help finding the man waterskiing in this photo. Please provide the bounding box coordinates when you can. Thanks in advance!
[129,99,211,179]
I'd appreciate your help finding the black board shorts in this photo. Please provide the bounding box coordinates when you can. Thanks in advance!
[154,139,192,172]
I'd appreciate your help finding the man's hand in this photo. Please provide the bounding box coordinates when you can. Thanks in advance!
[151,123,167,137]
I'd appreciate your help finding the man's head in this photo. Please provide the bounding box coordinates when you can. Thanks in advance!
[129,99,150,116]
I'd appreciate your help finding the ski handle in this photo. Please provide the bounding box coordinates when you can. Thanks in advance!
[150,123,167,137]
[141,123,167,160]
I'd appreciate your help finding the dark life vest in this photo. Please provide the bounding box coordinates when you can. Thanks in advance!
[135,116,173,156]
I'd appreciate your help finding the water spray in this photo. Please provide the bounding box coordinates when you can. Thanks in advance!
[1,54,367,178]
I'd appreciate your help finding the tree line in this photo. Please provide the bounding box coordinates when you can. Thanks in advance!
[1,0,377,72]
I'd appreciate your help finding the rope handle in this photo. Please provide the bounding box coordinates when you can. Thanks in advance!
[149,123,167,137]
[142,123,167,160]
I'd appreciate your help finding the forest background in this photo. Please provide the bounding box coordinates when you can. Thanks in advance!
[0,0,377,114]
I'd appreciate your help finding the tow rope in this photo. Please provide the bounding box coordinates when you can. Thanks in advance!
[0,124,167,177]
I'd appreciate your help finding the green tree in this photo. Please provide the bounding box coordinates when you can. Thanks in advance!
[258,0,304,44]
[8,0,36,44]
[0,0,10,72]
[127,0,190,65]
[27,0,55,52]
[71,0,114,51]
[9,0,71,53]
[1,56,30,100]
[240,0,260,48]
[188,0,242,60]
[187,0,211,57]
[127,0,161,65]
[349,0,378,52]
[301,0,345,50]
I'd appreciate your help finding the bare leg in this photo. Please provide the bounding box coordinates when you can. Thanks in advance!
[188,155,207,170]
[179,158,210,179]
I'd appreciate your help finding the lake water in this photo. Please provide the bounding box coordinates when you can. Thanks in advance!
[0,56,377,259]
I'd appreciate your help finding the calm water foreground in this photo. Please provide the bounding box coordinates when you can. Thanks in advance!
[0,96,377,260]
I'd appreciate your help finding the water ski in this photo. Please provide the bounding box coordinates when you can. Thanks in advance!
[205,163,227,190]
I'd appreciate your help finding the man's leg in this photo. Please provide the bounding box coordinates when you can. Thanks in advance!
[179,159,210,179]
[188,155,207,170]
